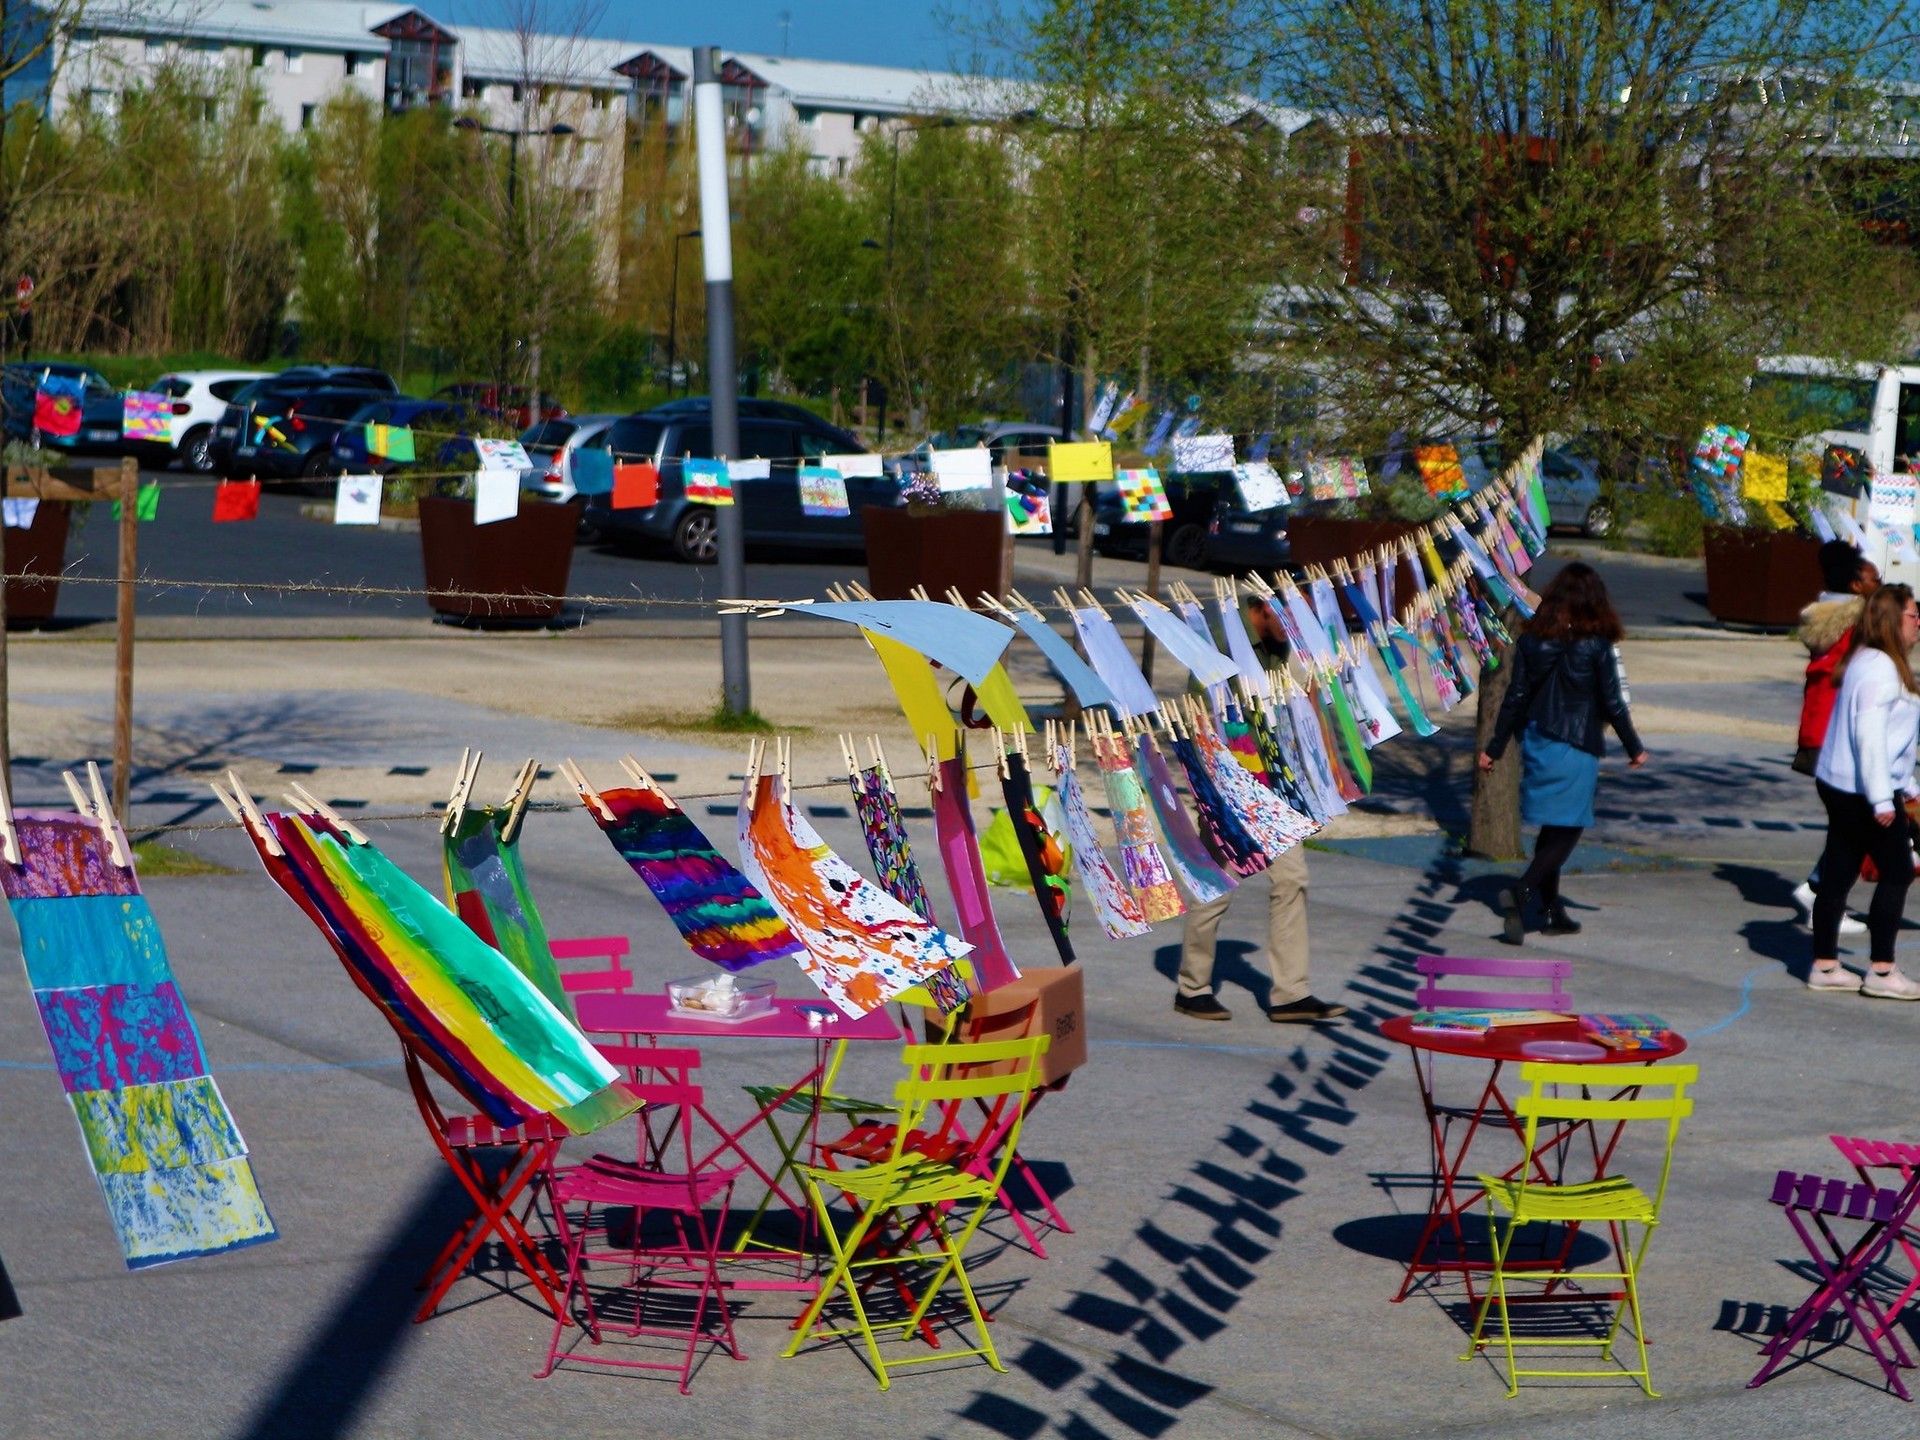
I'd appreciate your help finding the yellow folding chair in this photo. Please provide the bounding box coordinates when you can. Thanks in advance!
[1460,1060,1697,1398]
[782,1032,1051,1390]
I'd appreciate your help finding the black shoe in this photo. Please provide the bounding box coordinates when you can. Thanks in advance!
[1542,899,1582,936]
[1174,993,1232,1022]
[1500,883,1530,947]
[1268,995,1349,1023]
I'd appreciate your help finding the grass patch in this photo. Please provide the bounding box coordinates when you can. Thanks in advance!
[131,838,235,877]
[596,702,792,735]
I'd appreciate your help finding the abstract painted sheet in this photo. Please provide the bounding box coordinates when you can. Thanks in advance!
[932,756,1021,991]
[737,775,970,1016]
[121,390,172,445]
[849,765,936,922]
[1071,606,1160,718]
[1002,754,1074,964]
[1117,467,1172,522]
[1005,489,1053,535]
[1092,735,1184,922]
[1133,736,1235,904]
[1170,735,1269,879]
[1050,745,1150,939]
[250,812,640,1135]
[443,807,569,1015]
[1,812,277,1269]
[799,466,850,517]
[586,785,804,972]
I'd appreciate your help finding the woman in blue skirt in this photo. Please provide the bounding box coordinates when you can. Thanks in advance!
[1480,562,1648,944]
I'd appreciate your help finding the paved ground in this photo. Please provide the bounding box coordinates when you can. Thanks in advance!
[2,526,1897,1439]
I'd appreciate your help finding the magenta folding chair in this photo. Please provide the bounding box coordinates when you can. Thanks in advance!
[1413,954,1574,1011]
[552,934,635,999]
[1749,1168,1920,1401]
[1831,1135,1920,1340]
[537,1074,747,1392]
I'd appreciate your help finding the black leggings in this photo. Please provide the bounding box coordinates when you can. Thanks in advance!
[1521,825,1583,904]
[1814,780,1913,963]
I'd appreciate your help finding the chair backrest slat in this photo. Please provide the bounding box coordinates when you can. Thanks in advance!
[1510,1060,1695,1223]
[1415,954,1573,1012]
[885,1035,1051,1174]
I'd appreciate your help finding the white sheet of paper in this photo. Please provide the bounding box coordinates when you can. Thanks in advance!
[825,452,883,478]
[2,498,38,528]
[931,447,993,491]
[334,474,383,525]
[729,458,772,481]
[473,470,520,525]
[473,438,532,473]
[1233,461,1288,512]
[1172,432,1236,474]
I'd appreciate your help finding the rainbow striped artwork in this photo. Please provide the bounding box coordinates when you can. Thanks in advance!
[0,811,277,1269]
[738,775,970,1016]
[588,785,804,972]
[246,811,640,1135]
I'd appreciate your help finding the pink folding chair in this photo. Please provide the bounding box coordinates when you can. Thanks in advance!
[552,934,635,999]
[1414,954,1574,1012]
[537,1072,747,1392]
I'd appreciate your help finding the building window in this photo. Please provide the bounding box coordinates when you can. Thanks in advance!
[461,76,484,99]
[144,37,166,60]
[591,89,610,110]
[300,103,316,130]
[511,83,524,103]
[285,49,303,74]
[200,97,218,123]
[345,53,361,77]
[251,46,267,68]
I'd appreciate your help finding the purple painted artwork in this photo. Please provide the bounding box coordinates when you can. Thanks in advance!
[0,814,140,900]
[38,981,206,1093]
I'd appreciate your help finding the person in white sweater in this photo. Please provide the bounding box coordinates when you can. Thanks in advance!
[1810,583,1920,996]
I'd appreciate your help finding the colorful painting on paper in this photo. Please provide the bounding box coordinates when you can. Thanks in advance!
[1307,455,1371,501]
[121,391,172,444]
[247,811,641,1135]
[684,459,734,505]
[443,808,570,1015]
[737,775,970,1016]
[1692,424,1748,486]
[0,811,277,1269]
[33,375,83,438]
[1133,736,1235,904]
[849,766,935,921]
[1005,488,1053,535]
[798,465,850,517]
[1001,755,1074,964]
[1051,745,1151,938]
[588,785,803,971]
[1170,735,1269,877]
[1413,444,1468,499]
[1093,735,1184,921]
[1116,467,1173,522]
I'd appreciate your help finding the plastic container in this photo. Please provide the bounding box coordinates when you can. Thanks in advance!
[666,973,775,1023]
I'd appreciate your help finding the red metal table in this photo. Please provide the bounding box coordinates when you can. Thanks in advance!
[1379,1013,1688,1305]
[572,992,903,1291]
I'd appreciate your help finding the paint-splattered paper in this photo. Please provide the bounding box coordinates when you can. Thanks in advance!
[1233,461,1288,512]
[1171,432,1235,475]
[1051,746,1150,939]
[799,465,850,517]
[1,812,277,1269]
[1092,735,1184,922]
[738,775,970,1015]
[1414,444,1468,499]
[684,459,734,505]
[849,766,936,922]
[1005,489,1053,535]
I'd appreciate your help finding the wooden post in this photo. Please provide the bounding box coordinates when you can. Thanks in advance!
[1139,519,1163,683]
[1074,484,1095,591]
[113,457,136,819]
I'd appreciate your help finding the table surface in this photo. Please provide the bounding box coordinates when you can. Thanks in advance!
[574,990,904,1042]
[1378,1013,1689,1064]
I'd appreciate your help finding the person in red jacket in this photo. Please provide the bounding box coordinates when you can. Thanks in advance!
[1793,539,1881,928]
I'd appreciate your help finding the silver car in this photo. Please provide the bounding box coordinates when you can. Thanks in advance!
[521,414,621,535]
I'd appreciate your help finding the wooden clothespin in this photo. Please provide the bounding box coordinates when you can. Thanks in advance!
[616,755,660,792]
[1053,585,1076,615]
[844,581,875,601]
[63,762,130,869]
[441,746,482,836]
[824,582,850,602]
[924,732,941,793]
[776,735,793,789]
[500,757,539,844]
[219,768,283,857]
[284,783,368,846]
[988,727,1009,777]
[557,757,616,823]
[909,584,932,602]
[743,738,765,791]
[839,732,860,779]
[1078,587,1109,618]
[1009,724,1029,764]
[975,590,1015,619]
[0,765,17,867]
[1007,588,1045,619]
[944,586,971,610]
[868,733,891,779]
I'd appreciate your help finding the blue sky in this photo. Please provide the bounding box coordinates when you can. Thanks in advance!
[440,1,984,73]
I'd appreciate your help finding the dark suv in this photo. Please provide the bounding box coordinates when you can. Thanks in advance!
[1,362,125,452]
[583,399,887,562]
[208,366,398,475]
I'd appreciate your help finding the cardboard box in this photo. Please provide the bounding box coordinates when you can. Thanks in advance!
[962,966,1086,1088]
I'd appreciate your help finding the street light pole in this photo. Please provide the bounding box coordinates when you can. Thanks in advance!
[692,45,751,717]
[665,227,700,396]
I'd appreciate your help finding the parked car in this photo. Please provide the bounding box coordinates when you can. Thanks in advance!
[522,414,622,541]
[433,382,567,430]
[208,366,400,475]
[1538,444,1613,537]
[128,369,270,472]
[328,398,477,476]
[894,421,1065,478]
[220,388,389,482]
[1,361,125,453]
[580,399,884,563]
[1092,472,1229,568]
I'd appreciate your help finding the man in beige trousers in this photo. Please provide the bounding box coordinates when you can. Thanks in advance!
[1173,846,1348,1023]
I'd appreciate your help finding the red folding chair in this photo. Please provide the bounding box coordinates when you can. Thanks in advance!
[538,1072,746,1392]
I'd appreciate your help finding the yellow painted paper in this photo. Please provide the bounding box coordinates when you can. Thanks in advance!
[1761,499,1794,526]
[869,632,957,760]
[975,663,1032,733]
[1049,441,1115,483]
[1744,452,1789,502]
[1419,534,1449,587]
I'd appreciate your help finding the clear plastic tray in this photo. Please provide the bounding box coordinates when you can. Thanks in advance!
[665,974,775,1023]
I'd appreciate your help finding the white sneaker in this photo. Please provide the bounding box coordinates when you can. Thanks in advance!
[1807,965,1862,993]
[1862,967,1920,1000]
[1793,881,1869,936]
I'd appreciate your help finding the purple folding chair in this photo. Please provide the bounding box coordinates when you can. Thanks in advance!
[1413,954,1574,1012]
[1749,1168,1920,1401]
[1832,1136,1920,1340]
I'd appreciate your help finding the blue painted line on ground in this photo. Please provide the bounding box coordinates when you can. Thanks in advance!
[0,1058,399,1073]
[1691,967,1761,1039]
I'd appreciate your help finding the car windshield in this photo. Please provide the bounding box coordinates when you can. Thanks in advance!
[521,419,577,450]
[1751,371,1876,433]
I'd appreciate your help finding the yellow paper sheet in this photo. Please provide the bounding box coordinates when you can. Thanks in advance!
[869,632,957,760]
[974,663,1032,733]
[1744,452,1789,502]
[1049,441,1115,483]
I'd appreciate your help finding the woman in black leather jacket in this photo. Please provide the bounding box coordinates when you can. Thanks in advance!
[1479,562,1649,944]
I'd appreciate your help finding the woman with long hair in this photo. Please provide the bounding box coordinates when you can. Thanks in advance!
[1480,562,1648,944]
[1808,583,1920,997]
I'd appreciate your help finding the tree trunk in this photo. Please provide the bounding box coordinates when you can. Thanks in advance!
[1466,621,1523,859]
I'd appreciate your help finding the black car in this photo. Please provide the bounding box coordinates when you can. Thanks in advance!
[1092,471,1230,569]
[1,361,125,453]
[207,366,399,475]
[582,398,887,563]
[218,388,390,481]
